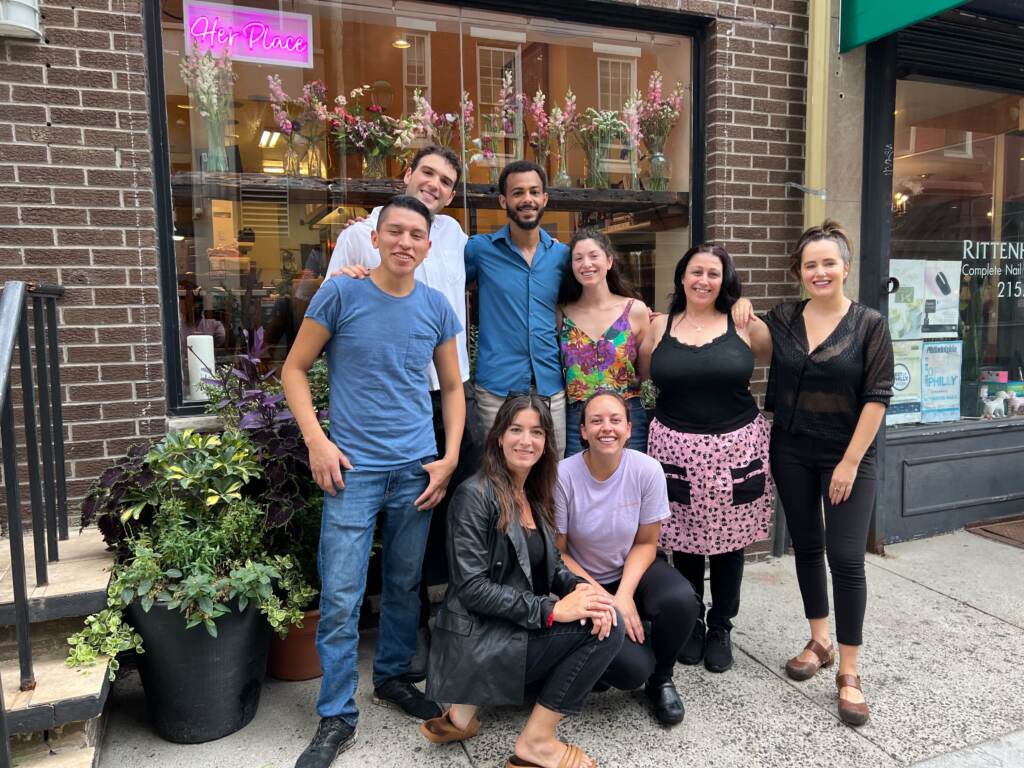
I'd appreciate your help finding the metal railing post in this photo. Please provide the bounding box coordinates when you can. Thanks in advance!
[31,297,58,562]
[17,307,47,586]
[44,294,69,540]
[0,675,11,768]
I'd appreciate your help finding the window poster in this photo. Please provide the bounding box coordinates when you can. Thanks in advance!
[921,341,962,423]
[888,340,922,425]
[888,259,960,340]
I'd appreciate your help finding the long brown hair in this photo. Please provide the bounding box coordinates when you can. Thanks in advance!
[481,395,560,533]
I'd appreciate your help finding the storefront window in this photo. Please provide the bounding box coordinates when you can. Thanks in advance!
[159,0,693,404]
[889,79,1024,425]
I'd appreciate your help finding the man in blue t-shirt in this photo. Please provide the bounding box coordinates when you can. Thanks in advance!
[282,195,465,768]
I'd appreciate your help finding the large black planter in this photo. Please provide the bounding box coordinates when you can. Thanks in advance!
[126,599,272,743]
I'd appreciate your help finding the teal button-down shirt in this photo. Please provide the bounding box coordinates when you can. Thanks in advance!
[466,225,570,397]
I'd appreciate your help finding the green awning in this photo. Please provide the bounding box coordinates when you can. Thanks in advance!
[839,0,967,52]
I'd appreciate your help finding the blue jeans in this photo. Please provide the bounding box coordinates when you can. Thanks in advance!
[564,396,650,457]
[315,458,432,724]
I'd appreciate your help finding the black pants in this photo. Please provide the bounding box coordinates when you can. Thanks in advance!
[598,557,700,690]
[673,547,744,631]
[769,429,876,646]
[525,613,625,716]
[419,384,479,627]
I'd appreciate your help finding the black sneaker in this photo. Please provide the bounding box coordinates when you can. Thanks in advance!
[704,625,733,673]
[678,620,705,665]
[295,716,356,768]
[373,677,443,720]
[644,677,685,726]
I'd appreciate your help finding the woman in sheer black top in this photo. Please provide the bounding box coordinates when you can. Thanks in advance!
[739,221,893,727]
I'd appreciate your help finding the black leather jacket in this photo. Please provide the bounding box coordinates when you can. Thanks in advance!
[426,472,584,706]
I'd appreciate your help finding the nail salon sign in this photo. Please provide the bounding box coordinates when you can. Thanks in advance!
[184,1,313,68]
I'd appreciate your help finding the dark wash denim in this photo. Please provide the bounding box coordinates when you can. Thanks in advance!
[315,458,433,724]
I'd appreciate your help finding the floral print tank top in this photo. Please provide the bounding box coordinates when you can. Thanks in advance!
[559,299,642,403]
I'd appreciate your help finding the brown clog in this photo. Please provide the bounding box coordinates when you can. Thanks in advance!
[784,638,835,681]
[836,673,870,726]
[420,709,481,744]
[506,744,596,768]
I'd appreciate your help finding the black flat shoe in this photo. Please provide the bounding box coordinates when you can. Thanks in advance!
[295,716,356,768]
[373,677,443,721]
[644,678,685,726]
[704,625,733,673]
[678,620,705,665]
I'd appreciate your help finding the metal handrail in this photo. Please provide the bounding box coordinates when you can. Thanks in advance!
[0,281,69,767]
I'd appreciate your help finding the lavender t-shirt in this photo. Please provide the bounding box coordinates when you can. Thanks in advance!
[554,449,670,584]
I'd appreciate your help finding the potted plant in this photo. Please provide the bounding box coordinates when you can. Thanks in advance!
[68,428,316,743]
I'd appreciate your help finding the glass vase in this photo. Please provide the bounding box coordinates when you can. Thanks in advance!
[205,117,228,173]
[533,143,549,179]
[282,135,303,176]
[362,153,389,179]
[487,160,500,186]
[627,144,641,191]
[584,139,610,190]
[303,128,326,178]
[642,135,671,191]
[553,136,572,188]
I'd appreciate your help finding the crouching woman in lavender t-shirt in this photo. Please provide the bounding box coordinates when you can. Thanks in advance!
[554,392,701,726]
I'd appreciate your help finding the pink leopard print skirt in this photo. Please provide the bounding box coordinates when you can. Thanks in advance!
[649,413,775,555]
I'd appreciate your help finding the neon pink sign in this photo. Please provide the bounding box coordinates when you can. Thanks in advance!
[184,1,313,69]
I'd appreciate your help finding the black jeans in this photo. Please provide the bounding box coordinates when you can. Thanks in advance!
[769,429,876,646]
[419,384,479,627]
[674,547,744,631]
[598,557,700,690]
[525,613,625,716]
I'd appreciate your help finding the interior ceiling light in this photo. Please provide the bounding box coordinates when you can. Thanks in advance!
[259,130,282,149]
[392,35,411,49]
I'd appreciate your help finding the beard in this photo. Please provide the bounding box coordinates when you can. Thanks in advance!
[505,203,545,230]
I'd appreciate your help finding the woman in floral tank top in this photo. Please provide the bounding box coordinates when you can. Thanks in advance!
[559,228,651,456]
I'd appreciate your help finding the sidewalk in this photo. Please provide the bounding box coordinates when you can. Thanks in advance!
[98,530,1024,767]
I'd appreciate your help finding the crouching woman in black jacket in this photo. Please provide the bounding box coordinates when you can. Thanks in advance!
[421,394,624,768]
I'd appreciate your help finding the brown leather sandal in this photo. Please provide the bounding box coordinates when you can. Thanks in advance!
[784,639,835,681]
[419,709,481,744]
[836,673,870,726]
[506,744,596,768]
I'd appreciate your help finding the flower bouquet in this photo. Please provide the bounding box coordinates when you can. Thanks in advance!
[267,77,331,177]
[622,93,643,190]
[527,89,550,173]
[638,71,686,191]
[575,107,625,189]
[411,89,474,150]
[332,85,415,179]
[470,133,499,185]
[498,69,526,160]
[548,89,578,187]
[180,48,237,173]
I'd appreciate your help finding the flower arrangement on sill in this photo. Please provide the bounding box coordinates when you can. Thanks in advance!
[332,85,415,179]
[548,89,578,188]
[470,134,499,185]
[180,48,237,173]
[498,69,526,160]
[575,108,626,190]
[527,89,550,172]
[638,71,686,191]
[267,75,331,177]
[622,93,643,191]
[410,89,475,150]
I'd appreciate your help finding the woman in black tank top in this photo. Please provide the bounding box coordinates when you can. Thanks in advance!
[638,244,775,675]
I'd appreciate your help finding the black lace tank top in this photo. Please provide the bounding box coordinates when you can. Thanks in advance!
[651,313,758,434]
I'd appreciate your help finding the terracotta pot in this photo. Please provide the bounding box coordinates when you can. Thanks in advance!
[268,608,323,681]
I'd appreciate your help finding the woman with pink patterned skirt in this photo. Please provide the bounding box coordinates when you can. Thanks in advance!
[637,243,773,675]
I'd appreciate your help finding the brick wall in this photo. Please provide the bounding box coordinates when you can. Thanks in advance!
[0,0,166,512]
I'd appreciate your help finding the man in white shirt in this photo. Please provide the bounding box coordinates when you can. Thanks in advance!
[326,145,473,680]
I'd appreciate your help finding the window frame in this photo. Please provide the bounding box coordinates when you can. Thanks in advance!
[403,32,432,116]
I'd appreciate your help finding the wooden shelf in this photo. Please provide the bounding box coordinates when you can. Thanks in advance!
[171,172,689,218]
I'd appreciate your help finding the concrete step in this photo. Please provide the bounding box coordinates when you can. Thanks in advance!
[10,715,102,767]
[1,641,109,735]
[0,529,111,626]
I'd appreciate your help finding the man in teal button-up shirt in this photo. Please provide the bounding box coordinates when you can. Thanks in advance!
[465,160,570,455]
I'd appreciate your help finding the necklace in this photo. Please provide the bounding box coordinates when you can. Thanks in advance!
[681,311,707,331]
